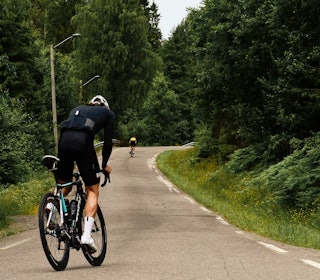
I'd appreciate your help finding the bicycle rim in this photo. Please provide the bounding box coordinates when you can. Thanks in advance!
[38,193,70,271]
[81,206,107,266]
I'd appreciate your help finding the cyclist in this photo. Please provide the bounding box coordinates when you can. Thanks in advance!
[129,136,137,155]
[56,95,115,253]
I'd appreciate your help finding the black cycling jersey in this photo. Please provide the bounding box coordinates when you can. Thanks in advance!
[61,105,115,167]
[58,105,115,186]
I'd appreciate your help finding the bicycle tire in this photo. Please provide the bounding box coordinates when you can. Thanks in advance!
[79,205,107,266]
[38,192,70,271]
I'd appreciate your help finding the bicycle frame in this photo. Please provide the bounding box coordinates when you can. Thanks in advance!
[57,185,70,226]
[52,176,84,239]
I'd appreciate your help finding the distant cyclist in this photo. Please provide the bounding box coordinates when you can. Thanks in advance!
[129,136,137,155]
[56,95,115,253]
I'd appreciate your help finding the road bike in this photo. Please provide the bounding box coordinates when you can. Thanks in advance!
[38,155,109,271]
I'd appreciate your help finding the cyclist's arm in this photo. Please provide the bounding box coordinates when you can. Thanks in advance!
[102,110,115,168]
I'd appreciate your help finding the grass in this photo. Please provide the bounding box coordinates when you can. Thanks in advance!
[0,173,54,237]
[157,148,320,249]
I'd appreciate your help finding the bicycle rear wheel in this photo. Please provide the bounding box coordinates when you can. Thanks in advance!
[80,205,107,266]
[38,193,70,271]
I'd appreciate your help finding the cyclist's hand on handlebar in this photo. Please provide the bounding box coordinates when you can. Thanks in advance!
[101,165,111,187]
[104,165,112,174]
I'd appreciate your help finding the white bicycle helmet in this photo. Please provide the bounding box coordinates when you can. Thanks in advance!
[89,95,110,109]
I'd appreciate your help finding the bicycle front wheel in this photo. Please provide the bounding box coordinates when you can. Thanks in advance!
[38,193,70,271]
[80,205,107,266]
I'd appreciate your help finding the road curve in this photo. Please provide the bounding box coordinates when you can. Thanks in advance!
[1,146,320,279]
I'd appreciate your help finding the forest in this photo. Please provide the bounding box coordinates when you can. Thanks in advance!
[1,0,320,213]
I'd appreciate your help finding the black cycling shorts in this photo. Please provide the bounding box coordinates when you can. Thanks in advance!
[129,141,136,147]
[57,130,100,186]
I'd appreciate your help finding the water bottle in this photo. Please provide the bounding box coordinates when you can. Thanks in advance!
[70,200,77,219]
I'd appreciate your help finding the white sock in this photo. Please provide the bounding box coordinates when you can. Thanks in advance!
[83,216,95,239]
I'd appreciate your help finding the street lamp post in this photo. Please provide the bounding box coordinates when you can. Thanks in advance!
[50,33,81,155]
[79,75,100,103]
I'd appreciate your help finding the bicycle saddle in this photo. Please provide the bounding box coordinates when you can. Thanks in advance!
[42,155,60,171]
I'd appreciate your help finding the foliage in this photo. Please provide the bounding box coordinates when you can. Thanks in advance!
[251,133,320,210]
[226,133,291,172]
[120,73,190,145]
[0,173,53,232]
[161,20,199,143]
[0,92,42,184]
[144,0,162,51]
[170,0,320,162]
[72,0,162,122]
[118,108,146,145]
[0,0,54,154]
[54,52,79,123]
[142,74,189,145]
[193,124,217,158]
[30,0,80,49]
[0,0,43,105]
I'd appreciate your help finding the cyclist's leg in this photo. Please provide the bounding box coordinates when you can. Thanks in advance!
[76,146,100,252]
[57,137,76,196]
[84,184,99,218]
[81,205,107,265]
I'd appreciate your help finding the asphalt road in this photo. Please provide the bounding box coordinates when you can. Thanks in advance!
[1,146,320,279]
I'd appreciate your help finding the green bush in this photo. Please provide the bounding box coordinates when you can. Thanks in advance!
[226,133,291,173]
[0,173,53,230]
[0,92,41,184]
[194,124,218,158]
[252,133,320,210]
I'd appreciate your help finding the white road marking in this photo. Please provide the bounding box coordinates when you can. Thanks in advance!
[1,238,32,250]
[157,175,180,193]
[301,259,320,270]
[184,196,195,204]
[147,159,154,170]
[216,216,229,225]
[199,206,211,213]
[149,154,181,193]
[257,242,288,254]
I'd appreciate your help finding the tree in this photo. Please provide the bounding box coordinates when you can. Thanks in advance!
[161,17,199,143]
[141,74,189,145]
[30,0,80,49]
[0,0,54,153]
[72,0,162,123]
[189,0,244,147]
[0,0,42,103]
[187,0,320,163]
[146,1,162,51]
